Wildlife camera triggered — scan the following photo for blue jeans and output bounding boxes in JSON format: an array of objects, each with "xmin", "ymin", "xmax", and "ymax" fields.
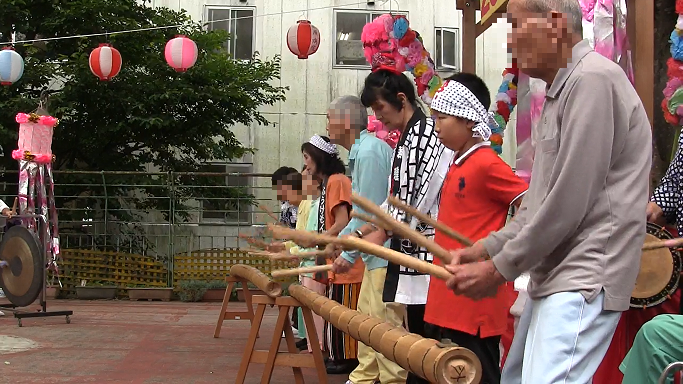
[{"xmin": 502, "ymin": 290, "xmax": 621, "ymax": 384}]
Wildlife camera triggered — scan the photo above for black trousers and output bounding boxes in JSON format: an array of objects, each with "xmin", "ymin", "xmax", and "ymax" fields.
[
  {"xmin": 405, "ymin": 305, "xmax": 428, "ymax": 384},
  {"xmin": 291, "ymin": 306, "xmax": 299, "ymax": 330},
  {"xmin": 409, "ymin": 322, "xmax": 502, "ymax": 384}
]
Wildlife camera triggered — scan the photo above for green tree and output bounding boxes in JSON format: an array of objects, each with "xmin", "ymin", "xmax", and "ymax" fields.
[{"xmin": 0, "ymin": 0, "xmax": 286, "ymax": 250}]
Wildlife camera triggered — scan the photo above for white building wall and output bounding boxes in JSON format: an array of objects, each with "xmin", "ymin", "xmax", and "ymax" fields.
[{"xmin": 146, "ymin": 0, "xmax": 512, "ymax": 250}]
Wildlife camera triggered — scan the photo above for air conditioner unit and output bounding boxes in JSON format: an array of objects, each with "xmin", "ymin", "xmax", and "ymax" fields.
[{"xmin": 336, "ymin": 40, "xmax": 365, "ymax": 61}]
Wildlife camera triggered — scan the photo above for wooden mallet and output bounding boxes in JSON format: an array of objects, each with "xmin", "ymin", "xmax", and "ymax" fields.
[
  {"xmin": 643, "ymin": 237, "xmax": 683, "ymax": 251},
  {"xmin": 351, "ymin": 194, "xmax": 456, "ymax": 264},
  {"xmin": 238, "ymin": 233, "xmax": 269, "ymax": 250},
  {"xmin": 387, "ymin": 196, "xmax": 474, "ymax": 247},
  {"xmin": 269, "ymin": 225, "xmax": 452, "ymax": 281},
  {"xmin": 258, "ymin": 204, "xmax": 281, "ymax": 224}
]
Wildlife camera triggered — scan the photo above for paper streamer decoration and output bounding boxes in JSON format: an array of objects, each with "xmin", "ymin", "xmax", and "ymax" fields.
[{"xmin": 13, "ymin": 112, "xmax": 62, "ymax": 283}]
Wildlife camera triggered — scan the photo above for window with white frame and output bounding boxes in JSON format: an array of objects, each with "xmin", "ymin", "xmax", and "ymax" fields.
[
  {"xmin": 435, "ymin": 27, "xmax": 460, "ymax": 70},
  {"xmin": 205, "ymin": 6, "xmax": 255, "ymax": 60},
  {"xmin": 334, "ymin": 10, "xmax": 408, "ymax": 67},
  {"xmin": 200, "ymin": 160, "xmax": 253, "ymax": 225}
]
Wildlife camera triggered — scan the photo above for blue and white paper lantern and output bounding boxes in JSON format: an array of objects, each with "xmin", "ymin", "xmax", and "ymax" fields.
[{"xmin": 0, "ymin": 47, "xmax": 24, "ymax": 85}]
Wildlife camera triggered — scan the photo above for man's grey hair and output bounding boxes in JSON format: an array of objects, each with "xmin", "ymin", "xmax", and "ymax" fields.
[
  {"xmin": 524, "ymin": 0, "xmax": 583, "ymax": 36},
  {"xmin": 329, "ymin": 95, "xmax": 368, "ymax": 131}
]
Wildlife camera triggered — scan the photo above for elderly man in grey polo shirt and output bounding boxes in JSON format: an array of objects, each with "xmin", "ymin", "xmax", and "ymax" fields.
[{"xmin": 445, "ymin": 0, "xmax": 652, "ymax": 383}]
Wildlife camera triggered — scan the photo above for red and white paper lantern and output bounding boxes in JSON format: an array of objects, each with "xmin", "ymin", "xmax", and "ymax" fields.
[
  {"xmin": 89, "ymin": 43, "xmax": 122, "ymax": 81},
  {"xmin": 287, "ymin": 20, "xmax": 320, "ymax": 59},
  {"xmin": 165, "ymin": 35, "xmax": 198, "ymax": 72}
]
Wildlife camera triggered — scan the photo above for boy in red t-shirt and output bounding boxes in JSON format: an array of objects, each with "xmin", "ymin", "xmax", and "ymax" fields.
[{"xmin": 421, "ymin": 73, "xmax": 528, "ymax": 384}]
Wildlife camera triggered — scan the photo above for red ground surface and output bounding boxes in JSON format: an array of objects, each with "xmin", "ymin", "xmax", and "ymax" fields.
[{"xmin": 0, "ymin": 299, "xmax": 348, "ymax": 384}]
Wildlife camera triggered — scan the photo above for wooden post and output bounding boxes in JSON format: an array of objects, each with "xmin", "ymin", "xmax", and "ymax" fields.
[
  {"xmin": 459, "ymin": 0, "xmax": 478, "ymax": 73},
  {"xmin": 626, "ymin": 0, "xmax": 654, "ymax": 128},
  {"xmin": 234, "ymin": 295, "xmax": 327, "ymax": 384},
  {"xmin": 214, "ymin": 276, "xmax": 257, "ymax": 338},
  {"xmin": 458, "ymin": 0, "xmax": 509, "ymax": 73}
]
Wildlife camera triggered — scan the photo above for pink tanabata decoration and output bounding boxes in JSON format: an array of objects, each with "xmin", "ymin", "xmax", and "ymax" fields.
[{"xmin": 13, "ymin": 113, "xmax": 57, "ymax": 163}]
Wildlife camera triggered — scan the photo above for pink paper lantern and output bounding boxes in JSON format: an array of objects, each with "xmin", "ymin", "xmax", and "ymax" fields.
[
  {"xmin": 287, "ymin": 20, "xmax": 320, "ymax": 59},
  {"xmin": 89, "ymin": 43, "xmax": 122, "ymax": 81},
  {"xmin": 165, "ymin": 35, "xmax": 198, "ymax": 72}
]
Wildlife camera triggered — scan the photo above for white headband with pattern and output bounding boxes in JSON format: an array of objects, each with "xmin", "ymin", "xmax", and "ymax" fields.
[
  {"xmin": 430, "ymin": 80, "xmax": 498, "ymax": 141},
  {"xmin": 309, "ymin": 134, "xmax": 338, "ymax": 155}
]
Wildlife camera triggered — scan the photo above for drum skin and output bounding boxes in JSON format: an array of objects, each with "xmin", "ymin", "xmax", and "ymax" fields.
[
  {"xmin": 0, "ymin": 226, "xmax": 43, "ymax": 307},
  {"xmin": 632, "ymin": 223, "xmax": 682, "ymax": 308}
]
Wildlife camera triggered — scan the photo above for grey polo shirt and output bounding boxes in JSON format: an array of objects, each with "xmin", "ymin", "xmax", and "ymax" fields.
[{"xmin": 482, "ymin": 39, "xmax": 652, "ymax": 311}]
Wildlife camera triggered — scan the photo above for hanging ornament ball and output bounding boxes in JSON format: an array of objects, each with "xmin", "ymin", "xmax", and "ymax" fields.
[
  {"xmin": 287, "ymin": 20, "xmax": 321, "ymax": 59},
  {"xmin": 165, "ymin": 35, "xmax": 198, "ymax": 72},
  {"xmin": 0, "ymin": 47, "xmax": 25, "ymax": 86},
  {"xmin": 89, "ymin": 43, "xmax": 122, "ymax": 81}
]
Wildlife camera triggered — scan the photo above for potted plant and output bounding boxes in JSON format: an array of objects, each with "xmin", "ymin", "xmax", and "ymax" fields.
[
  {"xmin": 202, "ymin": 280, "xmax": 227, "ymax": 302},
  {"xmin": 75, "ymin": 280, "xmax": 117, "ymax": 300},
  {"xmin": 127, "ymin": 284, "xmax": 174, "ymax": 302},
  {"xmin": 178, "ymin": 280, "xmax": 208, "ymax": 302},
  {"xmin": 45, "ymin": 284, "xmax": 61, "ymax": 299},
  {"xmin": 236, "ymin": 282, "xmax": 265, "ymax": 302}
]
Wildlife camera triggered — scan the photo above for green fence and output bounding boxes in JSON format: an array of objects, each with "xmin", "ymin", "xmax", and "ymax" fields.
[{"xmin": 0, "ymin": 169, "xmax": 283, "ymax": 287}]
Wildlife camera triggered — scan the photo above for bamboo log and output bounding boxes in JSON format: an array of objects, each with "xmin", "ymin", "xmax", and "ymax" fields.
[
  {"xmin": 269, "ymin": 225, "xmax": 453, "ymax": 281},
  {"xmin": 271, "ymin": 264, "xmax": 333, "ymax": 278},
  {"xmin": 289, "ymin": 284, "xmax": 481, "ymax": 384},
  {"xmin": 643, "ymin": 237, "xmax": 683, "ymax": 251},
  {"xmin": 387, "ymin": 196, "xmax": 474, "ymax": 248},
  {"xmin": 351, "ymin": 194, "xmax": 454, "ymax": 264},
  {"xmin": 229, "ymin": 264, "xmax": 282, "ymax": 298}
]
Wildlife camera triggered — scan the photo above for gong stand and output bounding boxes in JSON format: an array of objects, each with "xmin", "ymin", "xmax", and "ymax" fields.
[{"xmin": 0, "ymin": 214, "xmax": 72, "ymax": 327}]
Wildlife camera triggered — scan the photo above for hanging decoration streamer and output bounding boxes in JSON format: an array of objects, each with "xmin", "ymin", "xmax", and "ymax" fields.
[
  {"xmin": 490, "ymin": 66, "xmax": 519, "ymax": 154},
  {"xmin": 0, "ymin": 47, "xmax": 25, "ymax": 85},
  {"xmin": 13, "ymin": 112, "xmax": 62, "ymax": 282},
  {"xmin": 662, "ymin": 0, "xmax": 683, "ymax": 126}
]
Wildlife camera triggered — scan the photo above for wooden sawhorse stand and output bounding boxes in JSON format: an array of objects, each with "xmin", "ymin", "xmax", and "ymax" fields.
[
  {"xmin": 214, "ymin": 276, "xmax": 257, "ymax": 338},
  {"xmin": 235, "ymin": 295, "xmax": 327, "ymax": 384}
]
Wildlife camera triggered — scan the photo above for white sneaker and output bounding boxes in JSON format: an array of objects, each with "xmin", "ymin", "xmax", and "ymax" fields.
[
  {"xmin": 0, "ymin": 311, "xmax": 4, "ymax": 316},
  {"xmin": 345, "ymin": 381, "xmax": 355, "ymax": 384},
  {"xmin": 0, "ymin": 288, "xmax": 5, "ymax": 298}
]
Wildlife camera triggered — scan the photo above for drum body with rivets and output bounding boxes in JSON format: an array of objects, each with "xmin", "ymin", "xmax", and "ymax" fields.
[
  {"xmin": 0, "ymin": 226, "xmax": 43, "ymax": 307},
  {"xmin": 631, "ymin": 223, "xmax": 682, "ymax": 308}
]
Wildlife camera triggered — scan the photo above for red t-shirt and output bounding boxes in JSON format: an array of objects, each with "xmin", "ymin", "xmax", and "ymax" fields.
[{"xmin": 424, "ymin": 144, "xmax": 528, "ymax": 338}]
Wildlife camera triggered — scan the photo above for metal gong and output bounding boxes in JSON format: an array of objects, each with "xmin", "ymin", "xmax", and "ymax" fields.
[{"xmin": 0, "ymin": 226, "xmax": 43, "ymax": 307}]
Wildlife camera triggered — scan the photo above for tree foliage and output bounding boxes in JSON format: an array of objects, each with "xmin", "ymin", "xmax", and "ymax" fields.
[{"xmin": 0, "ymin": 0, "xmax": 287, "ymax": 234}]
